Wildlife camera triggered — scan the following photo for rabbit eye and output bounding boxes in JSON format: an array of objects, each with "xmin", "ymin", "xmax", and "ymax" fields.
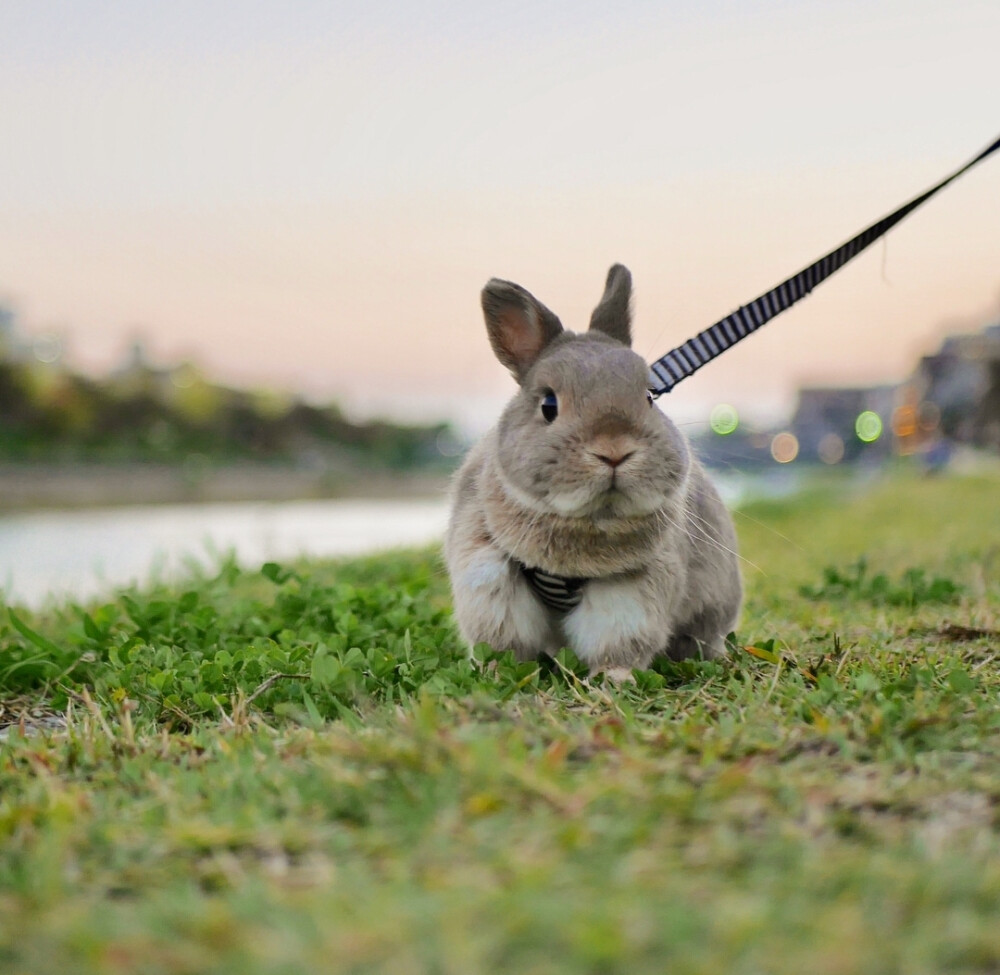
[
  {"xmin": 646, "ymin": 389, "xmax": 655, "ymax": 407},
  {"xmin": 541, "ymin": 390, "xmax": 558, "ymax": 423}
]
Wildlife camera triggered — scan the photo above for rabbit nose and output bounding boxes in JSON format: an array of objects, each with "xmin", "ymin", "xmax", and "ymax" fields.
[{"xmin": 594, "ymin": 450, "xmax": 634, "ymax": 469}]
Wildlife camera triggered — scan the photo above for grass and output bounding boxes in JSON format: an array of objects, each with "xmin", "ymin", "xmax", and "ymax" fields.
[{"xmin": 1, "ymin": 467, "xmax": 999, "ymax": 974}]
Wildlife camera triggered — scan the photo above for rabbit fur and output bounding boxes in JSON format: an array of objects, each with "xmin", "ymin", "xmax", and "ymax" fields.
[{"xmin": 444, "ymin": 264, "xmax": 742, "ymax": 678}]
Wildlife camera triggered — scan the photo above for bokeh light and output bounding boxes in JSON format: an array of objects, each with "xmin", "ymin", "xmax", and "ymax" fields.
[
  {"xmin": 892, "ymin": 405, "xmax": 917, "ymax": 438},
  {"xmin": 32, "ymin": 334, "xmax": 62, "ymax": 364},
  {"xmin": 855, "ymin": 410, "xmax": 883, "ymax": 443},
  {"xmin": 770, "ymin": 432, "xmax": 799, "ymax": 463},
  {"xmin": 818, "ymin": 432, "xmax": 845, "ymax": 465},
  {"xmin": 709, "ymin": 403, "xmax": 739, "ymax": 436}
]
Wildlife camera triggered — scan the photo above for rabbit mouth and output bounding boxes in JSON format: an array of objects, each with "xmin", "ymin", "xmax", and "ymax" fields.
[
  {"xmin": 549, "ymin": 480, "xmax": 661, "ymax": 520},
  {"xmin": 595, "ymin": 485, "xmax": 659, "ymax": 518},
  {"xmin": 497, "ymin": 461, "xmax": 664, "ymax": 520},
  {"xmin": 592, "ymin": 489, "xmax": 631, "ymax": 519}
]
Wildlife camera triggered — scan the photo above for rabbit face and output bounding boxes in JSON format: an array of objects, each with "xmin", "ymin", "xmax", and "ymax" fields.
[{"xmin": 495, "ymin": 335, "xmax": 691, "ymax": 520}]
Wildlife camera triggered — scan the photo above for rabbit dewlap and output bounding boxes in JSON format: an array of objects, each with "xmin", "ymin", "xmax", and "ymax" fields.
[{"xmin": 444, "ymin": 264, "xmax": 742, "ymax": 679}]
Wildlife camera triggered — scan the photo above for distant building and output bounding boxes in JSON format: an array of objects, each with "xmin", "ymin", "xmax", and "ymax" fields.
[
  {"xmin": 0, "ymin": 305, "xmax": 14, "ymax": 345},
  {"xmin": 906, "ymin": 322, "xmax": 1000, "ymax": 451},
  {"xmin": 108, "ymin": 334, "xmax": 178, "ymax": 399},
  {"xmin": 0, "ymin": 304, "xmax": 30, "ymax": 360}
]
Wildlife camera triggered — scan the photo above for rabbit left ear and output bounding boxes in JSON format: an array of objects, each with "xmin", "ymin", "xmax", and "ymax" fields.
[
  {"xmin": 481, "ymin": 278, "xmax": 564, "ymax": 383},
  {"xmin": 589, "ymin": 264, "xmax": 632, "ymax": 347}
]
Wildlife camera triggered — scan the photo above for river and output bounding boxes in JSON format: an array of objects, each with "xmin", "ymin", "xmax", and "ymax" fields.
[{"xmin": 0, "ymin": 498, "xmax": 450, "ymax": 608}]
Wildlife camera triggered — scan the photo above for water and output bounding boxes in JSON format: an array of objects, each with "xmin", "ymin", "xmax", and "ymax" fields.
[{"xmin": 0, "ymin": 498, "xmax": 450, "ymax": 608}]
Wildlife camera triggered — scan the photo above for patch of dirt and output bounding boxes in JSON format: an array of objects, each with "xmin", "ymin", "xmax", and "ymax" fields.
[{"xmin": 0, "ymin": 695, "xmax": 67, "ymax": 740}]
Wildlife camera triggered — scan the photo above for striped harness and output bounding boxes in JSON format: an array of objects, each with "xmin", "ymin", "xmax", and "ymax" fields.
[{"xmin": 519, "ymin": 563, "xmax": 587, "ymax": 614}]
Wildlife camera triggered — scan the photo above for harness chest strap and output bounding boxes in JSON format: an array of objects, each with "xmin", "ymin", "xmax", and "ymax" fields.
[{"xmin": 517, "ymin": 562, "xmax": 588, "ymax": 614}]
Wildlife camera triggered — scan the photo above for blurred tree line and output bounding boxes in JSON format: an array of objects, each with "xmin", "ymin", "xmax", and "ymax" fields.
[{"xmin": 0, "ymin": 352, "xmax": 459, "ymax": 470}]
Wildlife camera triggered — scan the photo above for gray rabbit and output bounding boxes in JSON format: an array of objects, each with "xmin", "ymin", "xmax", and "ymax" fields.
[{"xmin": 444, "ymin": 265, "xmax": 742, "ymax": 680}]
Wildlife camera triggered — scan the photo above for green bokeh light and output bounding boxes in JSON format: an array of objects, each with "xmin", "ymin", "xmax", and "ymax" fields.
[
  {"xmin": 855, "ymin": 411, "xmax": 883, "ymax": 443},
  {"xmin": 710, "ymin": 403, "xmax": 739, "ymax": 436}
]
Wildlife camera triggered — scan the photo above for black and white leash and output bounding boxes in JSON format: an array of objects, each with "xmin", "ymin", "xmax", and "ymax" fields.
[{"xmin": 649, "ymin": 133, "xmax": 1000, "ymax": 396}]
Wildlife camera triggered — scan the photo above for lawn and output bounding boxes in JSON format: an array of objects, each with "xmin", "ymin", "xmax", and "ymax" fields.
[{"xmin": 1, "ymin": 467, "xmax": 999, "ymax": 974}]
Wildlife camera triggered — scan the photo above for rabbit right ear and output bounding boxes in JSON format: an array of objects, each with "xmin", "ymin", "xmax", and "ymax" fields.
[
  {"xmin": 481, "ymin": 279, "xmax": 563, "ymax": 382},
  {"xmin": 589, "ymin": 264, "xmax": 632, "ymax": 346}
]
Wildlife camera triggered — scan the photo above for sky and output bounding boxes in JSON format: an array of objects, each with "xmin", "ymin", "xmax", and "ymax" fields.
[{"xmin": 1, "ymin": 0, "xmax": 998, "ymax": 435}]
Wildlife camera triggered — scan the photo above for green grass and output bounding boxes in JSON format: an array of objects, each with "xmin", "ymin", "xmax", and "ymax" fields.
[{"xmin": 1, "ymin": 468, "xmax": 999, "ymax": 974}]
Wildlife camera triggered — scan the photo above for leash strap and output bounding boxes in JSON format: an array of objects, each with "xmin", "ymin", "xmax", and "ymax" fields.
[{"xmin": 649, "ymin": 133, "xmax": 1000, "ymax": 395}]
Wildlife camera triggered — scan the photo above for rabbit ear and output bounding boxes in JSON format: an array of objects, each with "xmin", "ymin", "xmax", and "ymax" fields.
[
  {"xmin": 482, "ymin": 279, "xmax": 564, "ymax": 382},
  {"xmin": 589, "ymin": 264, "xmax": 632, "ymax": 346}
]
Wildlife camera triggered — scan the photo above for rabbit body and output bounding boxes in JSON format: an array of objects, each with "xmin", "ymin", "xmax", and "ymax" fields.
[{"xmin": 444, "ymin": 265, "xmax": 742, "ymax": 676}]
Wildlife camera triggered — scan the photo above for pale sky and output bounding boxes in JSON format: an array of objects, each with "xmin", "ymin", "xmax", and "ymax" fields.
[{"xmin": 2, "ymin": 0, "xmax": 998, "ymax": 434}]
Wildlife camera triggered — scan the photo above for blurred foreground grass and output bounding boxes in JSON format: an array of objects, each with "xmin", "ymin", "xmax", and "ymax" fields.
[{"xmin": 1, "ymin": 470, "xmax": 998, "ymax": 974}]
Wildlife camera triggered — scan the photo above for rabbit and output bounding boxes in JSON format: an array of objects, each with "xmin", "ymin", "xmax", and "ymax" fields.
[{"xmin": 444, "ymin": 264, "xmax": 742, "ymax": 681}]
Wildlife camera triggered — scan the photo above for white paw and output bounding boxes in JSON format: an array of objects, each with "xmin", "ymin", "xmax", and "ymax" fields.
[{"xmin": 597, "ymin": 666, "xmax": 636, "ymax": 685}]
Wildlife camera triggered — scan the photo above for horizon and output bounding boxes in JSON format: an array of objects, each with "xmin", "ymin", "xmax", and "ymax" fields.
[{"xmin": 4, "ymin": 302, "xmax": 995, "ymax": 442}]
